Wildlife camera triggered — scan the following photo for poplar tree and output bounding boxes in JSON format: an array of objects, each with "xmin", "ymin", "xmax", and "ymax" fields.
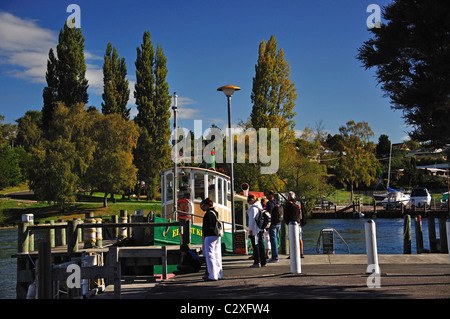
[
  {"xmin": 250, "ymin": 35, "xmax": 297, "ymax": 142},
  {"xmin": 133, "ymin": 31, "xmax": 171, "ymax": 199},
  {"xmin": 102, "ymin": 42, "xmax": 130, "ymax": 119},
  {"xmin": 153, "ymin": 43, "xmax": 172, "ymax": 166},
  {"xmin": 42, "ymin": 49, "xmax": 58, "ymax": 132},
  {"xmin": 42, "ymin": 23, "xmax": 89, "ymax": 132},
  {"xmin": 134, "ymin": 31, "xmax": 155, "ymax": 129}
]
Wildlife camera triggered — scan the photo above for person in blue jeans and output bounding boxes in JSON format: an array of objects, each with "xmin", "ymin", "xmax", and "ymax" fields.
[{"xmin": 265, "ymin": 190, "xmax": 281, "ymax": 263}]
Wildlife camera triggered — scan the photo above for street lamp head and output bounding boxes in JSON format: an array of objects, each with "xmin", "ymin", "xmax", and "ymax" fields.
[{"xmin": 217, "ymin": 85, "xmax": 241, "ymax": 97}]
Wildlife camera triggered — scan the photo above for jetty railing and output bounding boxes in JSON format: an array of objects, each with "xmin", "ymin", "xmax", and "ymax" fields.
[
  {"xmin": 14, "ymin": 211, "xmax": 191, "ymax": 299},
  {"xmin": 33, "ymin": 241, "xmax": 170, "ymax": 299},
  {"xmin": 17, "ymin": 212, "xmax": 191, "ymax": 254}
]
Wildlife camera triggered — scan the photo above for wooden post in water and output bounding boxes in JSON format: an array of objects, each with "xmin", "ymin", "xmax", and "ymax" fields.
[
  {"xmin": 414, "ymin": 216, "xmax": 424, "ymax": 254},
  {"xmin": 96, "ymin": 217, "xmax": 103, "ymax": 248},
  {"xmin": 428, "ymin": 216, "xmax": 438, "ymax": 253},
  {"xmin": 67, "ymin": 219, "xmax": 79, "ymax": 254},
  {"xmin": 37, "ymin": 242, "xmax": 52, "ymax": 299},
  {"xmin": 118, "ymin": 210, "xmax": 128, "ymax": 239},
  {"xmin": 18, "ymin": 221, "xmax": 30, "ymax": 253},
  {"xmin": 403, "ymin": 214, "xmax": 411, "ymax": 254},
  {"xmin": 45, "ymin": 220, "xmax": 55, "ymax": 248},
  {"xmin": 112, "ymin": 215, "xmax": 119, "ymax": 239},
  {"xmin": 108, "ymin": 246, "xmax": 121, "ymax": 299},
  {"xmin": 83, "ymin": 212, "xmax": 96, "ymax": 248},
  {"xmin": 57, "ymin": 219, "xmax": 66, "ymax": 246}
]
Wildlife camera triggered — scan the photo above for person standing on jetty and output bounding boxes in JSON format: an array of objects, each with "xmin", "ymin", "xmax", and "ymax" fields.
[
  {"xmin": 247, "ymin": 195, "xmax": 267, "ymax": 268},
  {"xmin": 265, "ymin": 190, "xmax": 281, "ymax": 263},
  {"xmin": 201, "ymin": 198, "xmax": 223, "ymax": 281},
  {"xmin": 284, "ymin": 191, "xmax": 304, "ymax": 258}
]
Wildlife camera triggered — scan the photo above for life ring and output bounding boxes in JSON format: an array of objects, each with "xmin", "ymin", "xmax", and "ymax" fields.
[{"xmin": 177, "ymin": 198, "xmax": 193, "ymax": 220}]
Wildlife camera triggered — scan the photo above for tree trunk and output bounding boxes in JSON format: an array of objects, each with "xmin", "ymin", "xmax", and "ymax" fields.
[{"xmin": 103, "ymin": 193, "xmax": 108, "ymax": 207}]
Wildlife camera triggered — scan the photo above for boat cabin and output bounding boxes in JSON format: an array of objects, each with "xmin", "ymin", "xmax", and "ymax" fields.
[{"xmin": 160, "ymin": 167, "xmax": 247, "ymax": 232}]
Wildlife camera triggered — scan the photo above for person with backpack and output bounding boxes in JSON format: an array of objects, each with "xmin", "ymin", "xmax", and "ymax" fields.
[
  {"xmin": 261, "ymin": 198, "xmax": 272, "ymax": 260},
  {"xmin": 175, "ymin": 244, "xmax": 202, "ymax": 274},
  {"xmin": 201, "ymin": 198, "xmax": 223, "ymax": 281},
  {"xmin": 265, "ymin": 190, "xmax": 282, "ymax": 263},
  {"xmin": 284, "ymin": 191, "xmax": 304, "ymax": 258},
  {"xmin": 246, "ymin": 194, "xmax": 267, "ymax": 268}
]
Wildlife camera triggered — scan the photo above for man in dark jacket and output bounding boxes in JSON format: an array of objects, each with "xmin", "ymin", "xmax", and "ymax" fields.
[
  {"xmin": 265, "ymin": 190, "xmax": 281, "ymax": 263},
  {"xmin": 284, "ymin": 191, "xmax": 304, "ymax": 258}
]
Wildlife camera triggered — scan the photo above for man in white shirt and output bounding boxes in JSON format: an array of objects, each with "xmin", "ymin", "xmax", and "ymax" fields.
[{"xmin": 247, "ymin": 195, "xmax": 267, "ymax": 268}]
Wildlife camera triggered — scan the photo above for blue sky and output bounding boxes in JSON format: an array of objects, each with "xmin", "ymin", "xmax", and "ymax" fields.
[{"xmin": 0, "ymin": 0, "xmax": 409, "ymax": 143}]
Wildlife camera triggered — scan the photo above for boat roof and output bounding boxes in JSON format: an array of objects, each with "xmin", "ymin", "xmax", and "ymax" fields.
[{"xmin": 160, "ymin": 166, "xmax": 231, "ymax": 180}]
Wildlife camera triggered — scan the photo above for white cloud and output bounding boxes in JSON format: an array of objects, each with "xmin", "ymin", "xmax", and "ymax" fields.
[
  {"xmin": 171, "ymin": 95, "xmax": 202, "ymax": 119},
  {"xmin": 177, "ymin": 107, "xmax": 202, "ymax": 120},
  {"xmin": 0, "ymin": 11, "xmax": 56, "ymax": 83},
  {"xmin": 85, "ymin": 65, "xmax": 103, "ymax": 94},
  {"xmin": 177, "ymin": 96, "xmax": 197, "ymax": 106},
  {"xmin": 0, "ymin": 11, "xmax": 105, "ymax": 92},
  {"xmin": 294, "ymin": 129, "xmax": 304, "ymax": 138}
]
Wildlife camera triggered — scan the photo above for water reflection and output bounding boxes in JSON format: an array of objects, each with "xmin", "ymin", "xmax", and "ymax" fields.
[
  {"xmin": 303, "ymin": 218, "xmax": 438, "ymax": 255},
  {"xmin": 0, "ymin": 228, "xmax": 17, "ymax": 299}
]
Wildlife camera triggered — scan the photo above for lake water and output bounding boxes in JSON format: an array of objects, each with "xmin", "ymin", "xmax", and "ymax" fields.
[{"xmin": 0, "ymin": 218, "xmax": 445, "ymax": 299}]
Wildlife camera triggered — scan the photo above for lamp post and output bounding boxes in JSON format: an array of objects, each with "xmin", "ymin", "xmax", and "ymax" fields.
[
  {"xmin": 217, "ymin": 85, "xmax": 241, "ymax": 254},
  {"xmin": 172, "ymin": 92, "xmax": 178, "ymax": 220}
]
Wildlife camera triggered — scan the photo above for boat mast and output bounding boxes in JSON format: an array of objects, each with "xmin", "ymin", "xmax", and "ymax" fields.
[
  {"xmin": 172, "ymin": 92, "xmax": 178, "ymax": 220},
  {"xmin": 387, "ymin": 142, "xmax": 392, "ymax": 190}
]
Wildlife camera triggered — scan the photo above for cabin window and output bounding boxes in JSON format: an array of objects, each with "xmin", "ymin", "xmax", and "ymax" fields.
[
  {"xmin": 218, "ymin": 178, "xmax": 223, "ymax": 206},
  {"xmin": 166, "ymin": 173, "xmax": 173, "ymax": 201},
  {"xmin": 178, "ymin": 171, "xmax": 191, "ymax": 200},
  {"xmin": 208, "ymin": 174, "xmax": 216, "ymax": 203},
  {"xmin": 194, "ymin": 172, "xmax": 204, "ymax": 200},
  {"xmin": 225, "ymin": 180, "xmax": 230, "ymax": 205}
]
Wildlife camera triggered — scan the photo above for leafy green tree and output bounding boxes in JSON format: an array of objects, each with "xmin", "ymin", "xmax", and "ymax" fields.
[
  {"xmin": 250, "ymin": 35, "xmax": 297, "ymax": 142},
  {"xmin": 16, "ymin": 111, "xmax": 43, "ymax": 152},
  {"xmin": 102, "ymin": 42, "xmax": 130, "ymax": 119},
  {"xmin": 87, "ymin": 112, "xmax": 139, "ymax": 207},
  {"xmin": 357, "ymin": 0, "xmax": 450, "ymax": 147},
  {"xmin": 28, "ymin": 103, "xmax": 96, "ymax": 207},
  {"xmin": 335, "ymin": 121, "xmax": 380, "ymax": 202},
  {"xmin": 0, "ymin": 144, "xmax": 22, "ymax": 189},
  {"xmin": 275, "ymin": 141, "xmax": 331, "ymax": 213},
  {"xmin": 133, "ymin": 31, "xmax": 171, "ymax": 199},
  {"xmin": 42, "ymin": 23, "xmax": 88, "ymax": 131}
]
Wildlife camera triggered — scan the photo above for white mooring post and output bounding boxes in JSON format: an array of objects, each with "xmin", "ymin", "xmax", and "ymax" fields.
[
  {"xmin": 365, "ymin": 219, "xmax": 380, "ymax": 274},
  {"xmin": 288, "ymin": 222, "xmax": 301, "ymax": 274}
]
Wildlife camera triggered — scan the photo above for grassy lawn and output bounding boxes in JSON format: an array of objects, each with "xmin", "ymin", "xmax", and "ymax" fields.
[
  {"xmin": 326, "ymin": 188, "xmax": 373, "ymax": 206},
  {"xmin": 0, "ymin": 185, "xmax": 162, "ymax": 226}
]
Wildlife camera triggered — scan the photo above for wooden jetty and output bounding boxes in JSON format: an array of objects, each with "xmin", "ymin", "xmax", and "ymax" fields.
[{"xmin": 13, "ymin": 211, "xmax": 192, "ymax": 299}]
